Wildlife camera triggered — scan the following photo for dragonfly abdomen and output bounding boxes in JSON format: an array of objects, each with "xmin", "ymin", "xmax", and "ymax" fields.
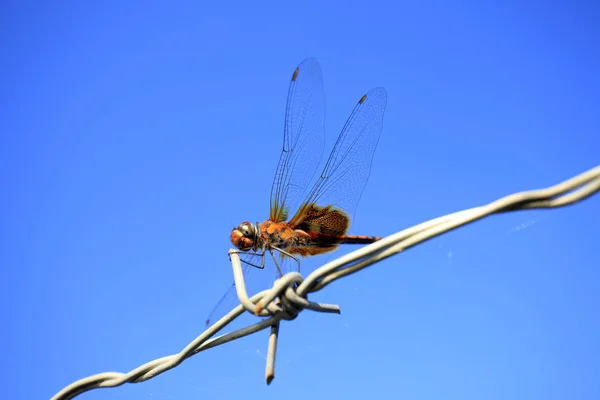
[
  {"xmin": 307, "ymin": 232, "xmax": 381, "ymax": 246},
  {"xmin": 339, "ymin": 235, "xmax": 381, "ymax": 244}
]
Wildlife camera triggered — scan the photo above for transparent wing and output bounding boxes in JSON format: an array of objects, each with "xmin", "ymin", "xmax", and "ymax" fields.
[
  {"xmin": 289, "ymin": 87, "xmax": 387, "ymax": 229},
  {"xmin": 205, "ymin": 253, "xmax": 262, "ymax": 327},
  {"xmin": 270, "ymin": 57, "xmax": 326, "ymax": 222},
  {"xmin": 204, "ymin": 252, "xmax": 298, "ymax": 326}
]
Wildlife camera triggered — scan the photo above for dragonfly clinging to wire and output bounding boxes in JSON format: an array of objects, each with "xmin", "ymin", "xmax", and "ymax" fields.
[{"xmin": 206, "ymin": 57, "xmax": 387, "ymax": 326}]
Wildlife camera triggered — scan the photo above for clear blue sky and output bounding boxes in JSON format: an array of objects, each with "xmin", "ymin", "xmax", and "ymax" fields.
[{"xmin": 2, "ymin": 1, "xmax": 599, "ymax": 399}]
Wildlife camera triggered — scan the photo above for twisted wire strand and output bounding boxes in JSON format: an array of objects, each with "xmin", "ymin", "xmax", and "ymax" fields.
[{"xmin": 52, "ymin": 164, "xmax": 600, "ymax": 400}]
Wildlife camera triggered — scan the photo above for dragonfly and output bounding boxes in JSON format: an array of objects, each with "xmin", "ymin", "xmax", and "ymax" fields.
[{"xmin": 205, "ymin": 57, "xmax": 387, "ymax": 326}]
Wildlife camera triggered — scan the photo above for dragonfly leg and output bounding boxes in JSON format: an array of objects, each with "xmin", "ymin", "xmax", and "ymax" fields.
[
  {"xmin": 229, "ymin": 250, "xmax": 266, "ymax": 270},
  {"xmin": 268, "ymin": 248, "xmax": 284, "ymax": 277},
  {"xmin": 270, "ymin": 246, "xmax": 301, "ymax": 273}
]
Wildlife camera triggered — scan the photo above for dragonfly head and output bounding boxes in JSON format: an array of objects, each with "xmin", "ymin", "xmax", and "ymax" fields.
[{"xmin": 230, "ymin": 221, "xmax": 258, "ymax": 251}]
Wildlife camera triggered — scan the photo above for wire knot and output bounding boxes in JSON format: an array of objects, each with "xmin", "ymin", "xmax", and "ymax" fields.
[{"xmin": 253, "ymin": 273, "xmax": 341, "ymax": 320}]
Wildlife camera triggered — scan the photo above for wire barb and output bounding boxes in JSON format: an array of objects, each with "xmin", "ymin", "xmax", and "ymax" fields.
[
  {"xmin": 52, "ymin": 165, "xmax": 600, "ymax": 400},
  {"xmin": 265, "ymin": 322, "xmax": 280, "ymax": 385}
]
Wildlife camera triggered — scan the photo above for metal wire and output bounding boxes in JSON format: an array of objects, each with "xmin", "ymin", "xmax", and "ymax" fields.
[{"xmin": 52, "ymin": 164, "xmax": 600, "ymax": 400}]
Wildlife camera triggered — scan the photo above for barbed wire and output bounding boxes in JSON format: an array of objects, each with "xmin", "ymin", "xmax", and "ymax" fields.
[{"xmin": 52, "ymin": 164, "xmax": 600, "ymax": 400}]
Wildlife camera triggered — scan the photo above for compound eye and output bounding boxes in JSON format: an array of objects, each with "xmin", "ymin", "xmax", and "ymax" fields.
[{"xmin": 238, "ymin": 222, "xmax": 255, "ymax": 238}]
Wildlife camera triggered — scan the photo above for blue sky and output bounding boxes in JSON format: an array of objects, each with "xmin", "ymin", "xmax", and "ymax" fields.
[{"xmin": 2, "ymin": 1, "xmax": 599, "ymax": 399}]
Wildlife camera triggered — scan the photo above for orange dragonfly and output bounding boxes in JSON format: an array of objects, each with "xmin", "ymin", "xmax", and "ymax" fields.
[{"xmin": 206, "ymin": 58, "xmax": 387, "ymax": 326}]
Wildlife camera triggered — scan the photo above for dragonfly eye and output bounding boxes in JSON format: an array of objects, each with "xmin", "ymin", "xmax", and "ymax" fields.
[
  {"xmin": 231, "ymin": 223, "xmax": 255, "ymax": 251},
  {"xmin": 238, "ymin": 222, "xmax": 256, "ymax": 238}
]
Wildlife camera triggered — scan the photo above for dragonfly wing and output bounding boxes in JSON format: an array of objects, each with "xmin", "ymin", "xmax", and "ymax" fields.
[
  {"xmin": 204, "ymin": 251, "xmax": 299, "ymax": 326},
  {"xmin": 270, "ymin": 58, "xmax": 326, "ymax": 223},
  {"xmin": 289, "ymin": 87, "xmax": 387, "ymax": 230},
  {"xmin": 205, "ymin": 282, "xmax": 237, "ymax": 327},
  {"xmin": 205, "ymin": 252, "xmax": 264, "ymax": 327}
]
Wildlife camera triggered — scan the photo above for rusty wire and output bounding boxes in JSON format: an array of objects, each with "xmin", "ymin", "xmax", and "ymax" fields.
[{"xmin": 51, "ymin": 164, "xmax": 600, "ymax": 400}]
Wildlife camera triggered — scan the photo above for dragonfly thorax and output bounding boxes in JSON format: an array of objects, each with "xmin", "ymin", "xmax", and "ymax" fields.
[{"xmin": 230, "ymin": 221, "xmax": 262, "ymax": 251}]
